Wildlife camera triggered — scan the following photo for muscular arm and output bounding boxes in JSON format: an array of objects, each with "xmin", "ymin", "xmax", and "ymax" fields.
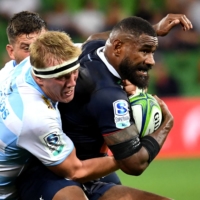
[
  {"xmin": 85, "ymin": 14, "xmax": 193, "ymax": 43},
  {"xmin": 103, "ymin": 96, "xmax": 174, "ymax": 176},
  {"xmin": 48, "ymin": 148, "xmax": 118, "ymax": 183},
  {"xmin": 21, "ymin": 106, "xmax": 118, "ymax": 184}
]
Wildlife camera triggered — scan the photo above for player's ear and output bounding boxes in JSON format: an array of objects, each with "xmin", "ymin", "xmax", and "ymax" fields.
[
  {"xmin": 34, "ymin": 76, "xmax": 44, "ymax": 86},
  {"xmin": 6, "ymin": 44, "xmax": 15, "ymax": 60},
  {"xmin": 113, "ymin": 39, "xmax": 123, "ymax": 57}
]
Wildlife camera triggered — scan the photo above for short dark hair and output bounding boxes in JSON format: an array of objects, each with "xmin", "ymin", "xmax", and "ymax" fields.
[
  {"xmin": 6, "ymin": 11, "xmax": 47, "ymax": 44},
  {"xmin": 112, "ymin": 16, "xmax": 156, "ymax": 38}
]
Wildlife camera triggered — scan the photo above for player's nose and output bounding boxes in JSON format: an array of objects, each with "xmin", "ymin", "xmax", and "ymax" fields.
[{"xmin": 145, "ymin": 53, "xmax": 155, "ymax": 66}]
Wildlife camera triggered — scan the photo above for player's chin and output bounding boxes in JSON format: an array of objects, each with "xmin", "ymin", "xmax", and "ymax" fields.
[
  {"xmin": 60, "ymin": 93, "xmax": 75, "ymax": 103},
  {"xmin": 134, "ymin": 76, "xmax": 149, "ymax": 89}
]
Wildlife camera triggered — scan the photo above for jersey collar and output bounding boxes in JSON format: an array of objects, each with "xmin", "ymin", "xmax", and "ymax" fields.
[{"xmin": 96, "ymin": 47, "xmax": 121, "ymax": 79}]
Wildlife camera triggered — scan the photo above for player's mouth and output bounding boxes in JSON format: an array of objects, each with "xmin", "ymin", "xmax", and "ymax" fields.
[
  {"xmin": 136, "ymin": 66, "xmax": 152, "ymax": 77},
  {"xmin": 63, "ymin": 87, "xmax": 75, "ymax": 97}
]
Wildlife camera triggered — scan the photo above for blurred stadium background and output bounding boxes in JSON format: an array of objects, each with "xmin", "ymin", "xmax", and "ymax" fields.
[{"xmin": 0, "ymin": 0, "xmax": 199, "ymax": 199}]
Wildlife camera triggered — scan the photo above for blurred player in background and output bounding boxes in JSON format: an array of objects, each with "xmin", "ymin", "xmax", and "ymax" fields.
[{"xmin": 0, "ymin": 11, "xmax": 47, "ymax": 82}]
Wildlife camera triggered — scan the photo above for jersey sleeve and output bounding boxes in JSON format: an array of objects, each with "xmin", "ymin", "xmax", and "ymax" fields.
[
  {"xmin": 18, "ymin": 104, "xmax": 74, "ymax": 167},
  {"xmin": 88, "ymin": 86, "xmax": 134, "ymax": 135}
]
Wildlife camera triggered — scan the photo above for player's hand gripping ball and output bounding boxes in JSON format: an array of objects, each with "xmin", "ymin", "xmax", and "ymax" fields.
[{"xmin": 129, "ymin": 91, "xmax": 162, "ymax": 138}]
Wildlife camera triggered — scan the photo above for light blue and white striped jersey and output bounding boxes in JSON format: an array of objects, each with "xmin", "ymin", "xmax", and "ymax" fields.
[
  {"xmin": 0, "ymin": 60, "xmax": 17, "ymax": 86},
  {"xmin": 0, "ymin": 57, "xmax": 74, "ymax": 199}
]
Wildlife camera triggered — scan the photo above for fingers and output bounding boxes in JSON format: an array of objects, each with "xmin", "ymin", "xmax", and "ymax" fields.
[
  {"xmin": 153, "ymin": 95, "xmax": 173, "ymax": 122},
  {"xmin": 177, "ymin": 14, "xmax": 193, "ymax": 31},
  {"xmin": 152, "ymin": 95, "xmax": 163, "ymax": 106},
  {"xmin": 123, "ymin": 80, "xmax": 147, "ymax": 95},
  {"xmin": 168, "ymin": 14, "xmax": 193, "ymax": 31},
  {"xmin": 153, "ymin": 95, "xmax": 167, "ymax": 113},
  {"xmin": 122, "ymin": 79, "xmax": 132, "ymax": 86},
  {"xmin": 155, "ymin": 13, "xmax": 193, "ymax": 36},
  {"xmin": 123, "ymin": 80, "xmax": 137, "ymax": 95}
]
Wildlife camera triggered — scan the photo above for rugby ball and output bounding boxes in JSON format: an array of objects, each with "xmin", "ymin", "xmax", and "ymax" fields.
[{"xmin": 129, "ymin": 92, "xmax": 162, "ymax": 138}]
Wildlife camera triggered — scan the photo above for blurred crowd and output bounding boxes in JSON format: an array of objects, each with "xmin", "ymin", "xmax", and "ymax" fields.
[{"xmin": 0, "ymin": 0, "xmax": 200, "ymax": 97}]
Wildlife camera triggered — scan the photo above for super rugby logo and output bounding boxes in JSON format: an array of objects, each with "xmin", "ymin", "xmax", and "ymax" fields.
[
  {"xmin": 43, "ymin": 132, "xmax": 64, "ymax": 156},
  {"xmin": 113, "ymin": 100, "xmax": 130, "ymax": 129}
]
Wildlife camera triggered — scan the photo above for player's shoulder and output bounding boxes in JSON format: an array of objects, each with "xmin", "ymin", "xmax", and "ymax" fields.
[
  {"xmin": 22, "ymin": 96, "xmax": 60, "ymax": 131},
  {"xmin": 2, "ymin": 59, "xmax": 15, "ymax": 70},
  {"xmin": 10, "ymin": 57, "xmax": 31, "ymax": 83},
  {"xmin": 16, "ymin": 57, "xmax": 31, "ymax": 73},
  {"xmin": 0, "ymin": 60, "xmax": 15, "ymax": 83},
  {"xmin": 23, "ymin": 95, "xmax": 58, "ymax": 117},
  {"xmin": 80, "ymin": 40, "xmax": 106, "ymax": 60}
]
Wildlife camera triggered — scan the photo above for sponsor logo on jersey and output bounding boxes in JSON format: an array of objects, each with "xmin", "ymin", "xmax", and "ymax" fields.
[
  {"xmin": 43, "ymin": 132, "xmax": 64, "ymax": 156},
  {"xmin": 113, "ymin": 100, "xmax": 130, "ymax": 129},
  {"xmin": 42, "ymin": 96, "xmax": 54, "ymax": 109}
]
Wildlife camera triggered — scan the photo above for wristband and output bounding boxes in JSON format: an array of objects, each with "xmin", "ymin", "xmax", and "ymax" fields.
[
  {"xmin": 108, "ymin": 136, "xmax": 142, "ymax": 160},
  {"xmin": 141, "ymin": 135, "xmax": 160, "ymax": 163}
]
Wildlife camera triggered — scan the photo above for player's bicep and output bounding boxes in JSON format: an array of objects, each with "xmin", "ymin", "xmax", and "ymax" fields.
[
  {"xmin": 18, "ymin": 110, "xmax": 74, "ymax": 166},
  {"xmin": 103, "ymin": 124, "xmax": 143, "ymax": 162},
  {"xmin": 104, "ymin": 125, "xmax": 149, "ymax": 175},
  {"xmin": 19, "ymin": 128, "xmax": 74, "ymax": 166},
  {"xmin": 89, "ymin": 88, "xmax": 134, "ymax": 133},
  {"xmin": 103, "ymin": 124, "xmax": 139, "ymax": 146}
]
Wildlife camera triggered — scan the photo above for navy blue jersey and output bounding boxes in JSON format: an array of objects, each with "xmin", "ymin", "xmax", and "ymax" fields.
[{"xmin": 59, "ymin": 40, "xmax": 134, "ymax": 160}]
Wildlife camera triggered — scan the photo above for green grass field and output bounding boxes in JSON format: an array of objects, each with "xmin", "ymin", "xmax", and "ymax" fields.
[{"xmin": 116, "ymin": 158, "xmax": 200, "ymax": 200}]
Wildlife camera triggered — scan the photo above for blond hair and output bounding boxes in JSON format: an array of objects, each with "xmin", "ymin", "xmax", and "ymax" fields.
[{"xmin": 30, "ymin": 31, "xmax": 81, "ymax": 69}]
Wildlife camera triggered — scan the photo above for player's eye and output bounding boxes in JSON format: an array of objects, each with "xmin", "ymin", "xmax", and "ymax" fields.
[
  {"xmin": 22, "ymin": 45, "xmax": 29, "ymax": 51},
  {"xmin": 55, "ymin": 76, "xmax": 66, "ymax": 81}
]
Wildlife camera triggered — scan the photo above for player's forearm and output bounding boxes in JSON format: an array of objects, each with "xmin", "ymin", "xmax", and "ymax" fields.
[
  {"xmin": 85, "ymin": 31, "xmax": 111, "ymax": 43},
  {"xmin": 152, "ymin": 24, "xmax": 160, "ymax": 36},
  {"xmin": 115, "ymin": 117, "xmax": 173, "ymax": 175},
  {"xmin": 119, "ymin": 116, "xmax": 173, "ymax": 175},
  {"xmin": 148, "ymin": 108, "xmax": 174, "ymax": 148},
  {"xmin": 115, "ymin": 146, "xmax": 149, "ymax": 175},
  {"xmin": 48, "ymin": 149, "xmax": 118, "ymax": 183},
  {"xmin": 106, "ymin": 113, "xmax": 173, "ymax": 176},
  {"xmin": 72, "ymin": 156, "xmax": 119, "ymax": 183}
]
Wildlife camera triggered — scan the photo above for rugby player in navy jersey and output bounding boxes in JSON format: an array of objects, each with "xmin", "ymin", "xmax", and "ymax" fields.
[
  {"xmin": 58, "ymin": 16, "xmax": 168, "ymax": 176},
  {"xmin": 57, "ymin": 16, "xmax": 191, "ymax": 199}
]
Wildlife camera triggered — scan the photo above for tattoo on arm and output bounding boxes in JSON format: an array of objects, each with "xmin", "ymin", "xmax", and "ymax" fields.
[{"xmin": 104, "ymin": 124, "xmax": 139, "ymax": 146}]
